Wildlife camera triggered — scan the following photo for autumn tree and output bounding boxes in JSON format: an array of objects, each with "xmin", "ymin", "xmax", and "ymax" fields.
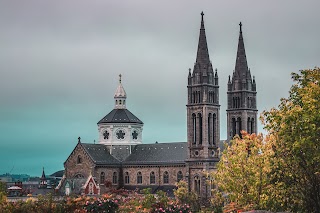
[
  {"xmin": 262, "ymin": 68, "xmax": 320, "ymax": 212},
  {"xmin": 213, "ymin": 132, "xmax": 273, "ymax": 211}
]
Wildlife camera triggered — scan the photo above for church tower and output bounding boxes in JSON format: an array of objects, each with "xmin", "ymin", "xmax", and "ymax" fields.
[
  {"xmin": 186, "ymin": 12, "xmax": 220, "ymax": 198},
  {"xmin": 227, "ymin": 23, "xmax": 257, "ymax": 141}
]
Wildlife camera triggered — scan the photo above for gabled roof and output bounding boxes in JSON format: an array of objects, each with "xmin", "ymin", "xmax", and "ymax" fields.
[
  {"xmin": 123, "ymin": 142, "xmax": 187, "ymax": 165},
  {"xmin": 81, "ymin": 143, "xmax": 120, "ymax": 165},
  {"xmin": 97, "ymin": 109, "xmax": 143, "ymax": 124}
]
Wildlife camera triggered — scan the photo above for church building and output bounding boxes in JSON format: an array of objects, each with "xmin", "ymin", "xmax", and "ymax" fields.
[{"xmin": 56, "ymin": 13, "xmax": 258, "ymax": 199}]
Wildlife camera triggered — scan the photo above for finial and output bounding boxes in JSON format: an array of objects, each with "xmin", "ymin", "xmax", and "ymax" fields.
[
  {"xmin": 119, "ymin": 74, "xmax": 122, "ymax": 83},
  {"xmin": 239, "ymin": 22, "xmax": 242, "ymax": 33},
  {"xmin": 200, "ymin": 11, "xmax": 205, "ymax": 29},
  {"xmin": 78, "ymin": 137, "xmax": 81, "ymax": 143}
]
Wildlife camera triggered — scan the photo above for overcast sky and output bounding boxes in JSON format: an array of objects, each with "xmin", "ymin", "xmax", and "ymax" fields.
[{"xmin": 0, "ymin": 0, "xmax": 319, "ymax": 176}]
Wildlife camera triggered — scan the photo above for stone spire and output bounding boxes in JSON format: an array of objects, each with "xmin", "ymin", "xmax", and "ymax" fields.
[
  {"xmin": 41, "ymin": 167, "xmax": 46, "ymax": 180},
  {"xmin": 114, "ymin": 74, "xmax": 127, "ymax": 109},
  {"xmin": 195, "ymin": 11, "xmax": 211, "ymax": 71},
  {"xmin": 234, "ymin": 22, "xmax": 249, "ymax": 80}
]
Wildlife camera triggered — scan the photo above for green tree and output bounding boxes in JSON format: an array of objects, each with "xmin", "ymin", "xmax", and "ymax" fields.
[
  {"xmin": 174, "ymin": 180, "xmax": 200, "ymax": 211},
  {"xmin": 213, "ymin": 132, "xmax": 273, "ymax": 211},
  {"xmin": 262, "ymin": 68, "xmax": 320, "ymax": 212}
]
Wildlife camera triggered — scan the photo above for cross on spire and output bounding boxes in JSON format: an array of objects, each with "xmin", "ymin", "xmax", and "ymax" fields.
[
  {"xmin": 200, "ymin": 11, "xmax": 205, "ymax": 29},
  {"xmin": 119, "ymin": 74, "xmax": 122, "ymax": 83},
  {"xmin": 239, "ymin": 22, "xmax": 242, "ymax": 33},
  {"xmin": 78, "ymin": 137, "xmax": 81, "ymax": 143}
]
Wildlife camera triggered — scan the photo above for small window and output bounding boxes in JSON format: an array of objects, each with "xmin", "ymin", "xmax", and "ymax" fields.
[
  {"xmin": 119, "ymin": 100, "xmax": 122, "ymax": 105},
  {"xmin": 77, "ymin": 155, "xmax": 82, "ymax": 164},
  {"xmin": 177, "ymin": 171, "xmax": 183, "ymax": 182},
  {"xmin": 100, "ymin": 172, "xmax": 105, "ymax": 184},
  {"xmin": 124, "ymin": 172, "xmax": 130, "ymax": 184},
  {"xmin": 137, "ymin": 172, "xmax": 142, "ymax": 184},
  {"xmin": 163, "ymin": 171, "xmax": 169, "ymax": 184},
  {"xmin": 113, "ymin": 172, "xmax": 118, "ymax": 184},
  {"xmin": 150, "ymin": 172, "xmax": 155, "ymax": 184}
]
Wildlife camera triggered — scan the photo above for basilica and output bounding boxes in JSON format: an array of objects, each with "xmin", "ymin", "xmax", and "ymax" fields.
[{"xmin": 56, "ymin": 13, "xmax": 258, "ymax": 199}]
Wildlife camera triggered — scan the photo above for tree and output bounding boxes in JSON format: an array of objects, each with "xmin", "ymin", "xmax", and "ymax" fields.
[
  {"xmin": 213, "ymin": 132, "xmax": 273, "ymax": 211},
  {"xmin": 262, "ymin": 68, "xmax": 320, "ymax": 212},
  {"xmin": 0, "ymin": 181, "xmax": 6, "ymax": 204}
]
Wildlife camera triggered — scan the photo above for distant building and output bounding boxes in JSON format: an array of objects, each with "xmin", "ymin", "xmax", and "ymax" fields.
[
  {"xmin": 57, "ymin": 13, "xmax": 258, "ymax": 200},
  {"xmin": 39, "ymin": 167, "xmax": 47, "ymax": 189}
]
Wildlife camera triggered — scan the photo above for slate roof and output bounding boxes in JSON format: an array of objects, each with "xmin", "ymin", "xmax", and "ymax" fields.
[
  {"xmin": 123, "ymin": 142, "xmax": 187, "ymax": 165},
  {"xmin": 97, "ymin": 109, "xmax": 143, "ymax": 124},
  {"xmin": 81, "ymin": 143, "xmax": 120, "ymax": 165},
  {"xmin": 50, "ymin": 170, "xmax": 64, "ymax": 178}
]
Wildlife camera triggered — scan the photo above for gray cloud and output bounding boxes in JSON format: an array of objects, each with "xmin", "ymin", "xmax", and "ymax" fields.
[{"xmin": 0, "ymin": 0, "xmax": 319, "ymax": 175}]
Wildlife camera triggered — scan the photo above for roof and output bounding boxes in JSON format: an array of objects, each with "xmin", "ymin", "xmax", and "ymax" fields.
[
  {"xmin": 8, "ymin": 186, "xmax": 22, "ymax": 190},
  {"xmin": 50, "ymin": 170, "xmax": 64, "ymax": 178},
  {"xmin": 81, "ymin": 143, "xmax": 120, "ymax": 165},
  {"xmin": 97, "ymin": 109, "xmax": 143, "ymax": 124},
  {"xmin": 123, "ymin": 142, "xmax": 187, "ymax": 165},
  {"xmin": 114, "ymin": 81, "xmax": 126, "ymax": 98}
]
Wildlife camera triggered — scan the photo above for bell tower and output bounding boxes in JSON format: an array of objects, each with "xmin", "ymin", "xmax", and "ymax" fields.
[
  {"xmin": 227, "ymin": 22, "xmax": 258, "ymax": 141},
  {"xmin": 186, "ymin": 12, "xmax": 220, "ymax": 199}
]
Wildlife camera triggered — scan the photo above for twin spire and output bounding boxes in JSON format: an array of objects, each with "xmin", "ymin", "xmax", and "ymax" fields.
[
  {"xmin": 195, "ymin": 11, "xmax": 211, "ymax": 69},
  {"xmin": 234, "ymin": 21, "xmax": 250, "ymax": 80}
]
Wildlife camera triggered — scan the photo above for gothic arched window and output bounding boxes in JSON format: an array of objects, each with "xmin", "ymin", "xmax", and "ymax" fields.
[
  {"xmin": 194, "ymin": 176, "xmax": 200, "ymax": 195},
  {"xmin": 192, "ymin": 113, "xmax": 197, "ymax": 144},
  {"xmin": 163, "ymin": 171, "xmax": 169, "ymax": 184},
  {"xmin": 213, "ymin": 113, "xmax": 216, "ymax": 145},
  {"xmin": 177, "ymin": 171, "xmax": 183, "ymax": 182},
  {"xmin": 100, "ymin": 172, "xmax": 105, "ymax": 184},
  {"xmin": 212, "ymin": 92, "xmax": 215, "ymax": 103},
  {"xmin": 208, "ymin": 113, "xmax": 212, "ymax": 145},
  {"xmin": 198, "ymin": 113, "xmax": 202, "ymax": 144},
  {"xmin": 150, "ymin": 172, "xmax": 155, "ymax": 184},
  {"xmin": 237, "ymin": 117, "xmax": 242, "ymax": 137},
  {"xmin": 124, "ymin": 172, "xmax": 130, "ymax": 184},
  {"xmin": 137, "ymin": 172, "xmax": 142, "ymax": 184},
  {"xmin": 112, "ymin": 172, "xmax": 118, "ymax": 184},
  {"xmin": 232, "ymin": 118, "xmax": 236, "ymax": 138},
  {"xmin": 251, "ymin": 118, "xmax": 255, "ymax": 134},
  {"xmin": 247, "ymin": 117, "xmax": 251, "ymax": 134}
]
